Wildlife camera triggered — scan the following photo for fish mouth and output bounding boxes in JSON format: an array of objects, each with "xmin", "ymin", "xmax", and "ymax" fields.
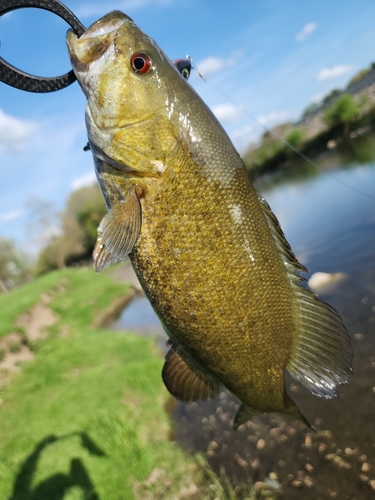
[
  {"xmin": 66, "ymin": 11, "xmax": 130, "ymax": 67},
  {"xmin": 79, "ymin": 11, "xmax": 131, "ymax": 40}
]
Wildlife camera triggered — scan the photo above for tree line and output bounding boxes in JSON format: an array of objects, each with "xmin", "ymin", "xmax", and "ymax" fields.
[{"xmin": 0, "ymin": 183, "xmax": 107, "ymax": 292}]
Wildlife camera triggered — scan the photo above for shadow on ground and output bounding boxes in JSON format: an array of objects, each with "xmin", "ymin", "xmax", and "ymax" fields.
[{"xmin": 9, "ymin": 433, "xmax": 105, "ymax": 500}]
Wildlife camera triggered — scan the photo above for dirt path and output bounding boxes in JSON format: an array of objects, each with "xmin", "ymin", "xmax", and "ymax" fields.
[{"xmin": 0, "ymin": 292, "xmax": 59, "ymax": 388}]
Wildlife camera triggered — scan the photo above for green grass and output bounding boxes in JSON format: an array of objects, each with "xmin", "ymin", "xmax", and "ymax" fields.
[
  {"xmin": 0, "ymin": 271, "xmax": 62, "ymax": 340},
  {"xmin": 0, "ymin": 268, "xmax": 206, "ymax": 500}
]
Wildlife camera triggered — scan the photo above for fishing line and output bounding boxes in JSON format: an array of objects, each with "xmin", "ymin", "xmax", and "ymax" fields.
[{"xmin": 187, "ymin": 56, "xmax": 375, "ymax": 203}]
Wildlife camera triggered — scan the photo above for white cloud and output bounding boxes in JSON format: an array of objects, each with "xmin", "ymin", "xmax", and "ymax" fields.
[
  {"xmin": 75, "ymin": 0, "xmax": 172, "ymax": 18},
  {"xmin": 196, "ymin": 52, "xmax": 240, "ymax": 78},
  {"xmin": 317, "ymin": 65, "xmax": 354, "ymax": 81},
  {"xmin": 257, "ymin": 110, "xmax": 291, "ymax": 126},
  {"xmin": 296, "ymin": 22, "xmax": 317, "ymax": 42},
  {"xmin": 0, "ymin": 109, "xmax": 39, "ymax": 153},
  {"xmin": 229, "ymin": 125, "xmax": 257, "ymax": 153},
  {"xmin": 0, "ymin": 209, "xmax": 25, "ymax": 223},
  {"xmin": 212, "ymin": 104, "xmax": 242, "ymax": 124},
  {"xmin": 196, "ymin": 57, "xmax": 226, "ymax": 77},
  {"xmin": 310, "ymin": 92, "xmax": 325, "ymax": 103},
  {"xmin": 72, "ymin": 171, "xmax": 97, "ymax": 191}
]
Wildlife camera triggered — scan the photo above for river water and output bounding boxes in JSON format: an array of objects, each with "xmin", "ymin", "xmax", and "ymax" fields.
[{"xmin": 111, "ymin": 132, "xmax": 375, "ymax": 499}]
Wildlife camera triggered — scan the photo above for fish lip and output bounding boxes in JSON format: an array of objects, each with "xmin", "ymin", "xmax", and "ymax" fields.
[
  {"xmin": 66, "ymin": 11, "xmax": 130, "ymax": 67},
  {"xmin": 66, "ymin": 45, "xmax": 87, "ymax": 74},
  {"xmin": 79, "ymin": 11, "xmax": 130, "ymax": 40}
]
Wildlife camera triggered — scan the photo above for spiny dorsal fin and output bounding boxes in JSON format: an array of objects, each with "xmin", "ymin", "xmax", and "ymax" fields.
[
  {"xmin": 257, "ymin": 192, "xmax": 352, "ymax": 398},
  {"xmin": 162, "ymin": 345, "xmax": 221, "ymax": 402},
  {"xmin": 100, "ymin": 185, "xmax": 141, "ymax": 258}
]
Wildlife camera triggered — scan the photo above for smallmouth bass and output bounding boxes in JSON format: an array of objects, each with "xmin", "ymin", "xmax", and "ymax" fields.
[{"xmin": 66, "ymin": 12, "xmax": 352, "ymax": 428}]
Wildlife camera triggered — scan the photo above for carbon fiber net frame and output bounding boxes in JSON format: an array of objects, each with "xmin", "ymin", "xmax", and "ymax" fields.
[{"xmin": 0, "ymin": 0, "xmax": 85, "ymax": 92}]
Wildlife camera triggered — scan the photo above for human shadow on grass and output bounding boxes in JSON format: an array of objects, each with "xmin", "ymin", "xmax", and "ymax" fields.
[{"xmin": 9, "ymin": 433, "xmax": 105, "ymax": 500}]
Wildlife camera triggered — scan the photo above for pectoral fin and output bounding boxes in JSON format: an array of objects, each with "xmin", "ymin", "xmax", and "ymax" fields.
[
  {"xmin": 92, "ymin": 185, "xmax": 142, "ymax": 272},
  {"xmin": 93, "ymin": 232, "xmax": 121, "ymax": 273},
  {"xmin": 162, "ymin": 345, "xmax": 221, "ymax": 402}
]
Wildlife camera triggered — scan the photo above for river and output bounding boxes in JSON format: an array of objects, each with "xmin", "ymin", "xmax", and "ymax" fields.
[{"xmin": 111, "ymin": 131, "xmax": 375, "ymax": 499}]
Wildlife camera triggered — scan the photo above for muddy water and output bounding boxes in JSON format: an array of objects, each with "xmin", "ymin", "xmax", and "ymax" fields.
[{"xmin": 111, "ymin": 133, "xmax": 375, "ymax": 499}]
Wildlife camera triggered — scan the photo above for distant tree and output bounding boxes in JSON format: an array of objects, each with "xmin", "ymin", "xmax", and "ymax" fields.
[
  {"xmin": 302, "ymin": 102, "xmax": 320, "ymax": 116},
  {"xmin": 242, "ymin": 122, "xmax": 302, "ymax": 172},
  {"xmin": 66, "ymin": 184, "xmax": 106, "ymax": 253},
  {"xmin": 0, "ymin": 238, "xmax": 31, "ymax": 293},
  {"xmin": 33, "ymin": 184, "xmax": 106, "ymax": 275},
  {"xmin": 324, "ymin": 94, "xmax": 359, "ymax": 133},
  {"xmin": 285, "ymin": 128, "xmax": 305, "ymax": 148},
  {"xmin": 27, "ymin": 197, "xmax": 70, "ymax": 270},
  {"xmin": 323, "ymin": 89, "xmax": 342, "ymax": 105}
]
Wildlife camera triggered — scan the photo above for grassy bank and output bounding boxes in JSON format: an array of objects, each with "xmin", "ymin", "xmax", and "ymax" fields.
[{"xmin": 0, "ymin": 268, "xmax": 230, "ymax": 500}]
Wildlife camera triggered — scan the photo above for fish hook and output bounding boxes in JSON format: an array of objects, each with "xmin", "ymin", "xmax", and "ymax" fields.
[{"xmin": 0, "ymin": 0, "xmax": 85, "ymax": 93}]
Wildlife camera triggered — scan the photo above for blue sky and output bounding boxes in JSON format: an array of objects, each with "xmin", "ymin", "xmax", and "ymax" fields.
[{"xmin": 1, "ymin": 0, "xmax": 375, "ymax": 249}]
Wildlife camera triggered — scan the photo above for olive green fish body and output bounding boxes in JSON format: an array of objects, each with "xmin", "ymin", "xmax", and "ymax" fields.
[
  {"xmin": 67, "ymin": 12, "xmax": 352, "ymax": 427},
  {"xmin": 130, "ymin": 144, "xmax": 294, "ymax": 414}
]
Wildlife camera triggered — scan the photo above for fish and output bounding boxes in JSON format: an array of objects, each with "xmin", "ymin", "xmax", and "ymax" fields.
[{"xmin": 66, "ymin": 11, "xmax": 352, "ymax": 428}]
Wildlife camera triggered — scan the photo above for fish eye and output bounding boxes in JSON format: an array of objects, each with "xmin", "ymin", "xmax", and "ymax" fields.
[{"xmin": 130, "ymin": 53, "xmax": 152, "ymax": 74}]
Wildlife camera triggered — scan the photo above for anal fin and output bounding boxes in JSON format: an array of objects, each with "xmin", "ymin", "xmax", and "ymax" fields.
[
  {"xmin": 162, "ymin": 345, "xmax": 221, "ymax": 402},
  {"xmin": 233, "ymin": 403, "xmax": 261, "ymax": 430},
  {"xmin": 233, "ymin": 398, "xmax": 313, "ymax": 431}
]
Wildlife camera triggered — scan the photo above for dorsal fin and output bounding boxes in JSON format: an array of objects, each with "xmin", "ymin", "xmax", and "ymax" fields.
[
  {"xmin": 162, "ymin": 345, "xmax": 221, "ymax": 402},
  {"xmin": 257, "ymin": 194, "xmax": 307, "ymax": 277},
  {"xmin": 257, "ymin": 192, "xmax": 352, "ymax": 398}
]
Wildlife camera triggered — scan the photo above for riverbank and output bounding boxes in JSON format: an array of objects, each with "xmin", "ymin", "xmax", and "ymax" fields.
[{"xmin": 243, "ymin": 74, "xmax": 375, "ymax": 177}]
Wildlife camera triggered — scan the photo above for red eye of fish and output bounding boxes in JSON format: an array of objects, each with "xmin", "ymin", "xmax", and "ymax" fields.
[{"xmin": 131, "ymin": 53, "xmax": 152, "ymax": 74}]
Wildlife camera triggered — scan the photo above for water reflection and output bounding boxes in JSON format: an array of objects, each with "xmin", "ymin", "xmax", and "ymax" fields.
[{"xmin": 111, "ymin": 295, "xmax": 167, "ymax": 349}]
